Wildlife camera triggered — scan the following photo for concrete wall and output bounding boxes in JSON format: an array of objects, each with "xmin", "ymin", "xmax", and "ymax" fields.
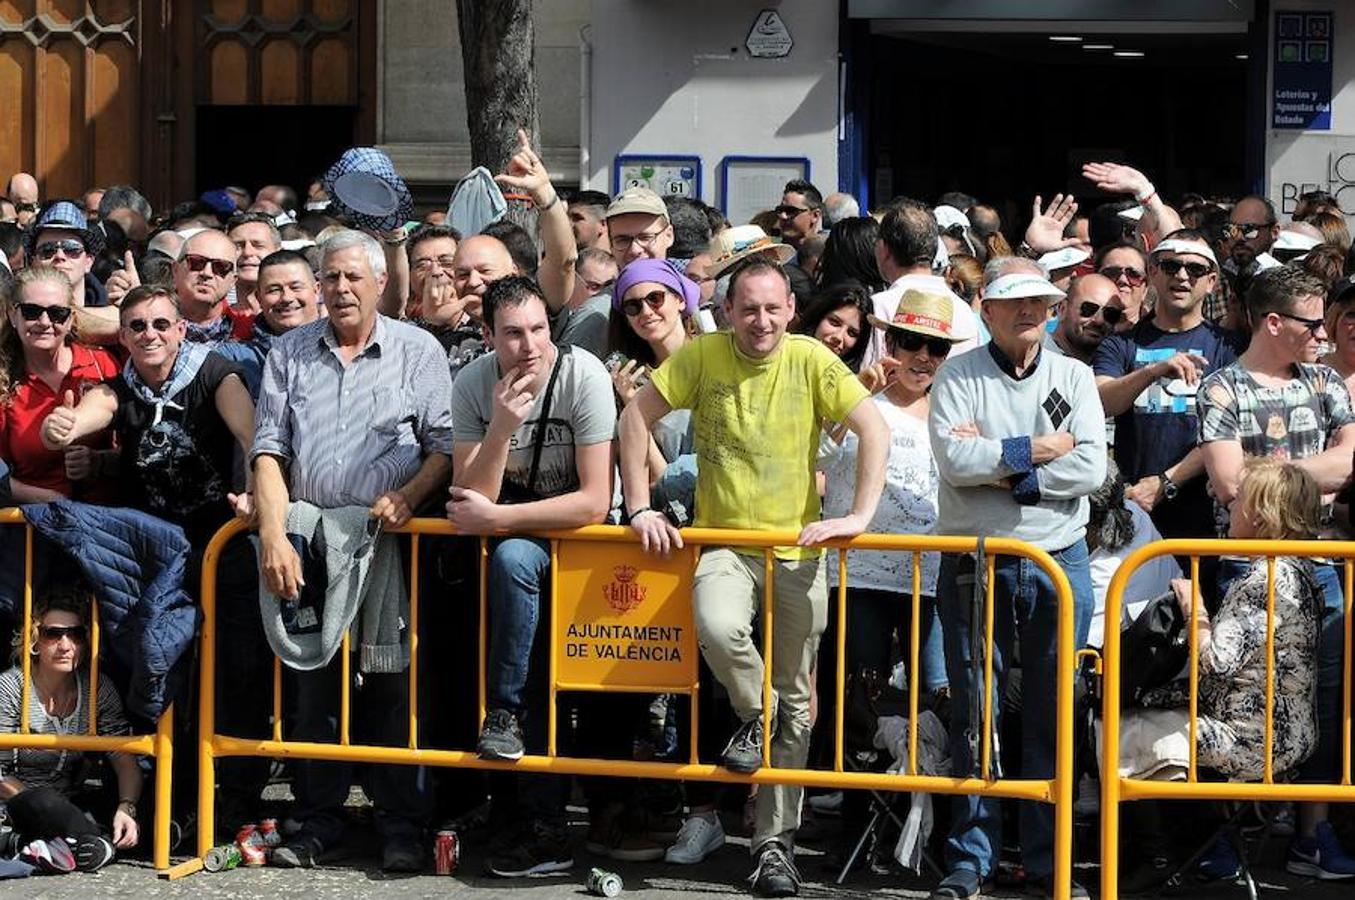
[
  {"xmin": 586, "ymin": 0, "xmax": 839, "ymax": 217},
  {"xmin": 1265, "ymin": 3, "xmax": 1355, "ymax": 219},
  {"xmin": 379, "ymin": 0, "xmax": 588, "ymax": 189}
]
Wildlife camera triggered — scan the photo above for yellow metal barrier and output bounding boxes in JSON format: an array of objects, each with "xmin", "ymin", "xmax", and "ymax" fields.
[
  {"xmin": 0, "ymin": 509, "xmax": 174, "ymax": 872},
  {"xmin": 1100, "ymin": 538, "xmax": 1355, "ymax": 900},
  {"xmin": 195, "ymin": 517, "xmax": 1080, "ymax": 897}
]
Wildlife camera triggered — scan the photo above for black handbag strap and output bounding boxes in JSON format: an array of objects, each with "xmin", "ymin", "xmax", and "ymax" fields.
[{"xmin": 524, "ymin": 346, "xmax": 568, "ymax": 497}]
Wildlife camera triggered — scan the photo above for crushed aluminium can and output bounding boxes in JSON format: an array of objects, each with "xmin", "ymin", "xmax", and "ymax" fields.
[
  {"xmin": 203, "ymin": 843, "xmax": 242, "ymax": 872},
  {"xmin": 587, "ymin": 866, "xmax": 623, "ymax": 897}
]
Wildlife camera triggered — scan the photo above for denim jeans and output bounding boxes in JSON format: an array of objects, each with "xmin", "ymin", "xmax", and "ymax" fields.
[
  {"xmin": 486, "ymin": 537, "xmax": 551, "ymax": 715},
  {"xmin": 936, "ymin": 540, "xmax": 1093, "ymax": 880},
  {"xmin": 1216, "ymin": 557, "xmax": 1343, "ymax": 782}
]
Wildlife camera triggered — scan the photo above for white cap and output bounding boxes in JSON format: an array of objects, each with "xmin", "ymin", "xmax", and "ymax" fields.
[
  {"xmin": 1274, "ymin": 230, "xmax": 1322, "ymax": 253},
  {"xmin": 1118, "ymin": 205, "xmax": 1146, "ymax": 222},
  {"xmin": 934, "ymin": 205, "xmax": 970, "ymax": 231},
  {"xmin": 280, "ymin": 238, "xmax": 317, "ymax": 252},
  {"xmin": 1038, "ymin": 247, "xmax": 1090, "ymax": 272},
  {"xmin": 1151, "ymin": 238, "xmax": 1219, "ymax": 268},
  {"xmin": 1254, "ymin": 252, "xmax": 1282, "ymax": 272},
  {"xmin": 985, "ymin": 272, "xmax": 1066, "ymax": 303}
]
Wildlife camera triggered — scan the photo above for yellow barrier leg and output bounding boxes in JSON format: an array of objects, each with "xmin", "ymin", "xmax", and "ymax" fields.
[{"xmin": 154, "ymin": 704, "xmax": 174, "ymax": 870}]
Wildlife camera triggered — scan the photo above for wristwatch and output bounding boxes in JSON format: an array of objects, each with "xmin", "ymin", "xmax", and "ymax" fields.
[{"xmin": 1160, "ymin": 473, "xmax": 1179, "ymax": 501}]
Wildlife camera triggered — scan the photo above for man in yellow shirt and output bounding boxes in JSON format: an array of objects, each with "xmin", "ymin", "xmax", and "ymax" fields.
[{"xmin": 618, "ymin": 257, "xmax": 887, "ymax": 897}]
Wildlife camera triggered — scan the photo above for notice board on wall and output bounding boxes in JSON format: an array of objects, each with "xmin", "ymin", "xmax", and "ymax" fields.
[
  {"xmin": 719, "ymin": 156, "xmax": 811, "ymax": 227},
  {"xmin": 1273, "ymin": 10, "xmax": 1332, "ymax": 130}
]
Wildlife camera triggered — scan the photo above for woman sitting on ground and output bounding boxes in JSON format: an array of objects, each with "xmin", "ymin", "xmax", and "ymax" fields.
[{"xmin": 0, "ymin": 585, "xmax": 141, "ymax": 871}]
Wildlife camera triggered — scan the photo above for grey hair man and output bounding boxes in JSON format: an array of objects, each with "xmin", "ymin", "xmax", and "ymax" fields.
[{"xmin": 822, "ymin": 192, "xmax": 861, "ymax": 228}]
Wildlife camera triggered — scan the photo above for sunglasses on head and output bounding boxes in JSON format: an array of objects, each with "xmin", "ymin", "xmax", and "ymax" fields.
[
  {"xmin": 1078, "ymin": 301, "xmax": 1124, "ymax": 325},
  {"xmin": 1099, "ymin": 265, "xmax": 1146, "ymax": 287},
  {"xmin": 124, "ymin": 317, "xmax": 177, "ymax": 334},
  {"xmin": 887, "ymin": 329, "xmax": 953, "ymax": 359},
  {"xmin": 184, "ymin": 253, "xmax": 235, "ymax": 277},
  {"xmin": 34, "ymin": 239, "xmax": 86, "ymax": 261},
  {"xmin": 622, "ymin": 289, "xmax": 669, "ymax": 318},
  {"xmin": 1156, "ymin": 258, "xmax": 1212, "ymax": 280},
  {"xmin": 39, "ymin": 624, "xmax": 86, "ymax": 643},
  {"xmin": 16, "ymin": 302, "xmax": 73, "ymax": 324}
]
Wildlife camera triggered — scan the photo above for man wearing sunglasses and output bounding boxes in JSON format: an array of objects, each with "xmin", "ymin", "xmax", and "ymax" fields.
[
  {"xmin": 1093, "ymin": 231, "xmax": 1238, "ymax": 549},
  {"xmin": 1223, "ymin": 195, "xmax": 1280, "ymax": 277},
  {"xmin": 22, "ymin": 200, "xmax": 109, "ymax": 308},
  {"xmin": 1198, "ymin": 266, "xmax": 1355, "ymax": 880},
  {"xmin": 1045, "ymin": 274, "xmax": 1124, "ymax": 365},
  {"xmin": 172, "ymin": 228, "xmax": 253, "ymax": 345},
  {"xmin": 775, "ymin": 179, "xmax": 823, "ymax": 252}
]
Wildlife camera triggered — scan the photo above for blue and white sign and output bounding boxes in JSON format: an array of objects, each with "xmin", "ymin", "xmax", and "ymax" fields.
[{"xmin": 1272, "ymin": 11, "xmax": 1332, "ymax": 130}]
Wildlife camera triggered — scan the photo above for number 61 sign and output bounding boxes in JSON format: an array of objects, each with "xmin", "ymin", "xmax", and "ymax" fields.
[{"xmin": 612, "ymin": 155, "xmax": 703, "ymax": 200}]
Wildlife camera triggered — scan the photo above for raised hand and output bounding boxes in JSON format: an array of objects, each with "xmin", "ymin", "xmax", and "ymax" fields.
[
  {"xmin": 493, "ymin": 128, "xmax": 555, "ymax": 208},
  {"xmin": 1023, "ymin": 194, "xmax": 1082, "ymax": 253},
  {"xmin": 105, "ymin": 249, "xmax": 141, "ymax": 306},
  {"xmin": 1082, "ymin": 162, "xmax": 1153, "ymax": 199}
]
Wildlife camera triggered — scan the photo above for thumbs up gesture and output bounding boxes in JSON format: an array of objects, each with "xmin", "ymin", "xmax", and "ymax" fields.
[
  {"xmin": 105, "ymin": 249, "xmax": 141, "ymax": 306},
  {"xmin": 41, "ymin": 390, "xmax": 80, "ymax": 450}
]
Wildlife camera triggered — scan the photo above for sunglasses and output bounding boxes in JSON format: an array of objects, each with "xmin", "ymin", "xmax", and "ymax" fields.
[
  {"xmin": 1099, "ymin": 265, "xmax": 1146, "ymax": 287},
  {"xmin": 622, "ymin": 290, "xmax": 669, "ymax": 318},
  {"xmin": 887, "ymin": 329, "xmax": 953, "ymax": 359},
  {"xmin": 1079, "ymin": 301, "xmax": 1124, "ymax": 326},
  {"xmin": 1277, "ymin": 311, "xmax": 1325, "ymax": 335},
  {"xmin": 1156, "ymin": 258, "xmax": 1212, "ymax": 280},
  {"xmin": 184, "ymin": 253, "xmax": 235, "ymax": 277},
  {"xmin": 15, "ymin": 202, "xmax": 39, "ymax": 214},
  {"xmin": 16, "ymin": 302, "xmax": 73, "ymax": 324},
  {"xmin": 39, "ymin": 624, "xmax": 87, "ymax": 643},
  {"xmin": 775, "ymin": 204, "xmax": 814, "ymax": 218},
  {"xmin": 124, "ymin": 317, "xmax": 177, "ymax": 334},
  {"xmin": 34, "ymin": 239, "xmax": 86, "ymax": 261},
  {"xmin": 1229, "ymin": 222, "xmax": 1271, "ymax": 241}
]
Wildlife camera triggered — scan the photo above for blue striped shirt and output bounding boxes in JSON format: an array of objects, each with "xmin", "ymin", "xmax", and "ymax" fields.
[{"xmin": 252, "ymin": 315, "xmax": 455, "ymax": 507}]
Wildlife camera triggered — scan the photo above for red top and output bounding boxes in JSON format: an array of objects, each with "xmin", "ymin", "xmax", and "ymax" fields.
[
  {"xmin": 225, "ymin": 304, "xmax": 256, "ymax": 339},
  {"xmin": 0, "ymin": 344, "xmax": 120, "ymax": 499}
]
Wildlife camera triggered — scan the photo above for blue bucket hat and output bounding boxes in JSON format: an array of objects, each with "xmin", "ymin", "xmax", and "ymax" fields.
[
  {"xmin": 323, "ymin": 147, "xmax": 413, "ymax": 233},
  {"xmin": 24, "ymin": 200, "xmax": 104, "ymax": 260}
]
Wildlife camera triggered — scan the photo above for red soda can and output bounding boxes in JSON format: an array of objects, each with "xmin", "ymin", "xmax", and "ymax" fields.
[
  {"xmin": 236, "ymin": 824, "xmax": 267, "ymax": 867},
  {"xmin": 258, "ymin": 818, "xmax": 281, "ymax": 859},
  {"xmin": 434, "ymin": 830, "xmax": 460, "ymax": 875}
]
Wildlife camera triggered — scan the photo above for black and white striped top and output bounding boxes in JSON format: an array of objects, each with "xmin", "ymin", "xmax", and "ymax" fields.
[{"xmin": 0, "ymin": 667, "xmax": 130, "ymax": 794}]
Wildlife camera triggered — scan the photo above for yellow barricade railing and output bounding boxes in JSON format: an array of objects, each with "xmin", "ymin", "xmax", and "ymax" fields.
[
  {"xmin": 1101, "ymin": 538, "xmax": 1355, "ymax": 900},
  {"xmin": 192, "ymin": 517, "xmax": 1079, "ymax": 896},
  {"xmin": 0, "ymin": 509, "xmax": 174, "ymax": 871}
]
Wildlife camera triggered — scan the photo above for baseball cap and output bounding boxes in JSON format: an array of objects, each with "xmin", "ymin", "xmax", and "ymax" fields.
[{"xmin": 606, "ymin": 187, "xmax": 668, "ymax": 221}]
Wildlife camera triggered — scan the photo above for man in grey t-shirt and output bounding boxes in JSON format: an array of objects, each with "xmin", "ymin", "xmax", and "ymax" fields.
[{"xmin": 446, "ymin": 275, "xmax": 614, "ymax": 877}]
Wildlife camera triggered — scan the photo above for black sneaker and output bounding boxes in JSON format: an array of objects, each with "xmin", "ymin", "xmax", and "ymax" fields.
[
  {"xmin": 381, "ymin": 837, "xmax": 424, "ymax": 873},
  {"xmin": 722, "ymin": 717, "xmax": 765, "ymax": 774},
  {"xmin": 1023, "ymin": 874, "xmax": 1090, "ymax": 899},
  {"xmin": 71, "ymin": 835, "xmax": 115, "ymax": 872},
  {"xmin": 486, "ymin": 825, "xmax": 573, "ymax": 877},
  {"xmin": 477, "ymin": 709, "xmax": 525, "ymax": 761},
  {"xmin": 750, "ymin": 840, "xmax": 801, "ymax": 897},
  {"xmin": 271, "ymin": 834, "xmax": 323, "ymax": 869}
]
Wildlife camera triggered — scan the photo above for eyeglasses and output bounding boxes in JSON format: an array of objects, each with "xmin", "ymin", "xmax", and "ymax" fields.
[
  {"xmin": 582, "ymin": 277, "xmax": 615, "ymax": 295},
  {"xmin": 124, "ymin": 317, "xmax": 177, "ymax": 334},
  {"xmin": 887, "ymin": 329, "xmax": 953, "ymax": 359},
  {"xmin": 1277, "ymin": 311, "xmax": 1325, "ymax": 335},
  {"xmin": 610, "ymin": 231, "xmax": 666, "ymax": 253},
  {"xmin": 184, "ymin": 253, "xmax": 235, "ymax": 277},
  {"xmin": 412, "ymin": 254, "xmax": 456, "ymax": 273},
  {"xmin": 34, "ymin": 239, "xmax": 86, "ymax": 261},
  {"xmin": 15, "ymin": 202, "xmax": 39, "ymax": 214},
  {"xmin": 16, "ymin": 302, "xmax": 73, "ymax": 324},
  {"xmin": 1078, "ymin": 301, "xmax": 1124, "ymax": 326},
  {"xmin": 775, "ymin": 204, "xmax": 814, "ymax": 218},
  {"xmin": 1099, "ymin": 265, "xmax": 1146, "ymax": 287},
  {"xmin": 39, "ymin": 625, "xmax": 87, "ymax": 643},
  {"xmin": 622, "ymin": 290, "xmax": 669, "ymax": 318},
  {"xmin": 1156, "ymin": 258, "xmax": 1213, "ymax": 280}
]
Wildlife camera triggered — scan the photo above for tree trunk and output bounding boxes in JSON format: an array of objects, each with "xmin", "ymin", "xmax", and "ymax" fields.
[{"xmin": 456, "ymin": 0, "xmax": 540, "ymax": 233}]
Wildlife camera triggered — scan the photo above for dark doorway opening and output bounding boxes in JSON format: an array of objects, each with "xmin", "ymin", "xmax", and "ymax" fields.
[
  {"xmin": 194, "ymin": 105, "xmax": 359, "ymax": 201},
  {"xmin": 862, "ymin": 28, "xmax": 1251, "ymax": 228}
]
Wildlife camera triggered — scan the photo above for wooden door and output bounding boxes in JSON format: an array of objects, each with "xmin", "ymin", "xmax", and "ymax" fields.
[{"xmin": 0, "ymin": 0, "xmax": 141, "ymax": 201}]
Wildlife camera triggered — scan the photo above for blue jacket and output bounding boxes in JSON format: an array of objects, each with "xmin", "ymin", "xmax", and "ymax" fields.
[{"xmin": 0, "ymin": 502, "xmax": 198, "ymax": 720}]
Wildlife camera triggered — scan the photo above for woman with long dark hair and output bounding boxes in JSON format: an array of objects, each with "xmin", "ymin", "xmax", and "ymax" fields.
[
  {"xmin": 794, "ymin": 281, "xmax": 874, "ymax": 373},
  {"xmin": 813, "ymin": 217, "xmax": 884, "ymax": 292}
]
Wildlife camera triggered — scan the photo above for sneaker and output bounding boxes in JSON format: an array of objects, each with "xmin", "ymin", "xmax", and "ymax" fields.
[
  {"xmin": 665, "ymin": 814, "xmax": 725, "ymax": 864},
  {"xmin": 71, "ymin": 835, "xmax": 115, "ymax": 872},
  {"xmin": 486, "ymin": 825, "xmax": 573, "ymax": 877},
  {"xmin": 807, "ymin": 791, "xmax": 843, "ymax": 816},
  {"xmin": 929, "ymin": 869, "xmax": 982, "ymax": 900},
  {"xmin": 477, "ymin": 709, "xmax": 525, "ymax": 761},
  {"xmin": 1196, "ymin": 835, "xmax": 1240, "ymax": 881},
  {"xmin": 722, "ymin": 718, "xmax": 765, "ymax": 774},
  {"xmin": 20, "ymin": 838, "xmax": 75, "ymax": 874},
  {"xmin": 1023, "ymin": 874, "xmax": 1090, "ymax": 898},
  {"xmin": 381, "ymin": 838, "xmax": 424, "ymax": 873},
  {"xmin": 1287, "ymin": 821, "xmax": 1355, "ymax": 880},
  {"xmin": 585, "ymin": 808, "xmax": 664, "ymax": 862},
  {"xmin": 749, "ymin": 840, "xmax": 801, "ymax": 898},
  {"xmin": 271, "ymin": 834, "xmax": 323, "ymax": 869},
  {"xmin": 1119, "ymin": 856, "xmax": 1178, "ymax": 896}
]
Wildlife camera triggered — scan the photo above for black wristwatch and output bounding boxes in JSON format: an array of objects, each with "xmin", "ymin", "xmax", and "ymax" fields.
[{"xmin": 1160, "ymin": 473, "xmax": 1179, "ymax": 501}]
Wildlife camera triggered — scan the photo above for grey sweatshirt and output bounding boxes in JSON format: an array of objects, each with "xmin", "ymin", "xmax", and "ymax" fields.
[{"xmin": 928, "ymin": 343, "xmax": 1107, "ymax": 551}]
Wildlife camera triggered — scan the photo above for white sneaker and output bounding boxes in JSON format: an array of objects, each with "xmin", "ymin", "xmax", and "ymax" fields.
[{"xmin": 664, "ymin": 814, "xmax": 726, "ymax": 864}]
